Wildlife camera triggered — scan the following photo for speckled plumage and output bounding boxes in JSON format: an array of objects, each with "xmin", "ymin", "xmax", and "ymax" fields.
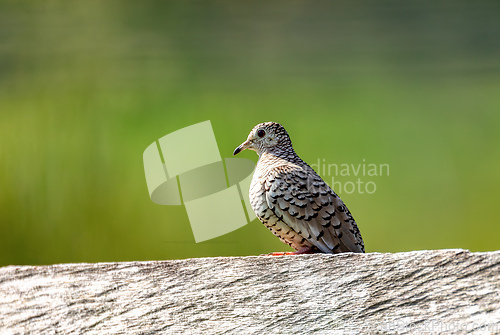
[{"xmin": 234, "ymin": 122, "xmax": 364, "ymax": 254}]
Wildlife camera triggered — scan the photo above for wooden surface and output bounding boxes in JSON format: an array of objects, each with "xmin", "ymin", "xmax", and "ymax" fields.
[{"xmin": 1, "ymin": 249, "xmax": 499, "ymax": 334}]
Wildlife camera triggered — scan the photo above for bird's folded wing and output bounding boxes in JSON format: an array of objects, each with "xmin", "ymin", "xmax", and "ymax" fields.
[{"xmin": 264, "ymin": 165, "xmax": 364, "ymax": 253}]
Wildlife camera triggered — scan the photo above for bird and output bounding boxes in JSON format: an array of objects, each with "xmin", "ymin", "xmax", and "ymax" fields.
[{"xmin": 233, "ymin": 122, "xmax": 364, "ymax": 255}]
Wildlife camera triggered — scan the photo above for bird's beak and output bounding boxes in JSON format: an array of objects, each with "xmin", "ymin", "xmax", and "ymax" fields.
[{"xmin": 233, "ymin": 140, "xmax": 251, "ymax": 156}]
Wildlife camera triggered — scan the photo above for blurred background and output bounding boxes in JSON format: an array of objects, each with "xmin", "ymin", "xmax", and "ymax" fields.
[{"xmin": 1, "ymin": 1, "xmax": 499, "ymax": 266}]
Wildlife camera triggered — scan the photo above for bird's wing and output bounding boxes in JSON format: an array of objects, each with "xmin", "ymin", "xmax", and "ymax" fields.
[{"xmin": 264, "ymin": 165, "xmax": 364, "ymax": 253}]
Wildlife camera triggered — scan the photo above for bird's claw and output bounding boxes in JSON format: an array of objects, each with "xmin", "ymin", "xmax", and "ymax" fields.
[{"xmin": 260, "ymin": 247, "xmax": 313, "ymax": 256}]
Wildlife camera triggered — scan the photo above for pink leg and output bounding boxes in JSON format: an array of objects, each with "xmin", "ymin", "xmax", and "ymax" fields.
[{"xmin": 261, "ymin": 247, "xmax": 313, "ymax": 256}]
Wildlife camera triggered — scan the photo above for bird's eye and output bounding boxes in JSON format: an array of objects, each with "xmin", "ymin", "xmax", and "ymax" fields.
[{"xmin": 257, "ymin": 129, "xmax": 266, "ymax": 138}]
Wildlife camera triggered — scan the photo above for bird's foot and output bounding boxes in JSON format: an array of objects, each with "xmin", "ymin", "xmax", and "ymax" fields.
[{"xmin": 261, "ymin": 247, "xmax": 313, "ymax": 256}]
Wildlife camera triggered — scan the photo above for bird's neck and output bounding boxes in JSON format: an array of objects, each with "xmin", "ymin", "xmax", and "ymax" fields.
[{"xmin": 258, "ymin": 148, "xmax": 304, "ymax": 167}]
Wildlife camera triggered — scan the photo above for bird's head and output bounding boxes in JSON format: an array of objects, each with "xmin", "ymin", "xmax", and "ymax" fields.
[{"xmin": 233, "ymin": 122, "xmax": 293, "ymax": 156}]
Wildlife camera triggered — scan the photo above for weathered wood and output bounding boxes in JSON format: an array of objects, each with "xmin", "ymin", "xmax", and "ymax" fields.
[{"xmin": 0, "ymin": 249, "xmax": 499, "ymax": 334}]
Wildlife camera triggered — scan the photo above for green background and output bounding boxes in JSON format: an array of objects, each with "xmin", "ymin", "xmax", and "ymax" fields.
[{"xmin": 1, "ymin": 1, "xmax": 499, "ymax": 266}]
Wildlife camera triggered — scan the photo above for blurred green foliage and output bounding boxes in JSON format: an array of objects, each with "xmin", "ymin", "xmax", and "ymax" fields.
[{"xmin": 1, "ymin": 1, "xmax": 499, "ymax": 265}]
